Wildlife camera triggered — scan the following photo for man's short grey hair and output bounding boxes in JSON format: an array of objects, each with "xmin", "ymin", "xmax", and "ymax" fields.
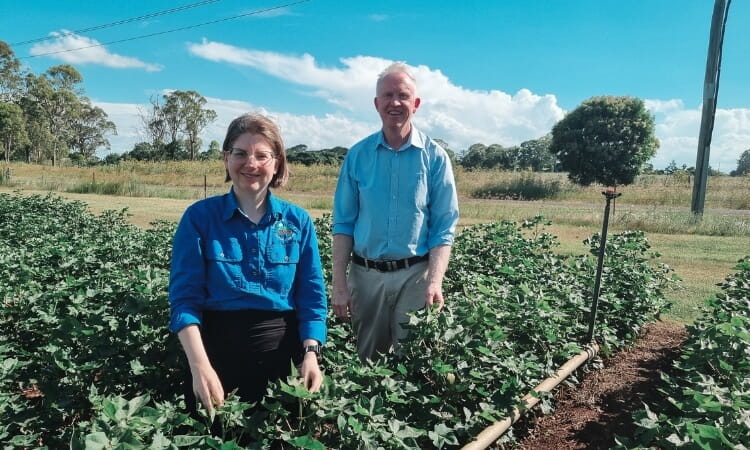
[{"xmin": 376, "ymin": 62, "xmax": 416, "ymax": 92}]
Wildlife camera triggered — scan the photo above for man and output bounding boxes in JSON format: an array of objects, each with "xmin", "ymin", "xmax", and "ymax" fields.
[{"xmin": 332, "ymin": 62, "xmax": 459, "ymax": 362}]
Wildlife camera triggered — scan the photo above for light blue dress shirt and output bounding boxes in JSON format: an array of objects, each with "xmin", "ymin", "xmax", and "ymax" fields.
[
  {"xmin": 333, "ymin": 127, "xmax": 459, "ymax": 260},
  {"xmin": 169, "ymin": 189, "xmax": 327, "ymax": 345}
]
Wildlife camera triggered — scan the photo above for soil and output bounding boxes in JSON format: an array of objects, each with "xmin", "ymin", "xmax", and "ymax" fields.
[{"xmin": 513, "ymin": 320, "xmax": 688, "ymax": 450}]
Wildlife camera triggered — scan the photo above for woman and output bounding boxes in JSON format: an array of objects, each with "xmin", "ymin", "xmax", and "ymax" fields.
[{"xmin": 168, "ymin": 113, "xmax": 327, "ymax": 413}]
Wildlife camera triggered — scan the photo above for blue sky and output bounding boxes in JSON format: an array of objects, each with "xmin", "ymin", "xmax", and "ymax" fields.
[{"xmin": 2, "ymin": 0, "xmax": 749, "ymax": 171}]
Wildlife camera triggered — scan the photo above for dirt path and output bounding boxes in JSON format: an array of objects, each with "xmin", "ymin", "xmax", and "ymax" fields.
[{"xmin": 515, "ymin": 321, "xmax": 688, "ymax": 449}]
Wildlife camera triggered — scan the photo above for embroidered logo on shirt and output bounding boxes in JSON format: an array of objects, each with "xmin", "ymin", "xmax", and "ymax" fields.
[{"xmin": 274, "ymin": 221, "xmax": 296, "ymax": 243}]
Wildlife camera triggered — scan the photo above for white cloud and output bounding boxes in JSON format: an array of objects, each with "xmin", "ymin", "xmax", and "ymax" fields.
[
  {"xmin": 646, "ymin": 101, "xmax": 750, "ymax": 172},
  {"xmin": 187, "ymin": 40, "xmax": 566, "ymax": 149},
  {"xmin": 30, "ymin": 31, "xmax": 162, "ymax": 72}
]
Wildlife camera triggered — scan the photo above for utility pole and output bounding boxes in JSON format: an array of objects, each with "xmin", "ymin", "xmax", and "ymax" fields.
[{"xmin": 692, "ymin": 0, "xmax": 730, "ymax": 215}]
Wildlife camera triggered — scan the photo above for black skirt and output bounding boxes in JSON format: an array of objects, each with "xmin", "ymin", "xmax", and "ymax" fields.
[{"xmin": 184, "ymin": 309, "xmax": 301, "ymax": 410}]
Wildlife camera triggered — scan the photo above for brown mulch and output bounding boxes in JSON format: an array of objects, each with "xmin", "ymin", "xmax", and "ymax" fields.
[{"xmin": 515, "ymin": 320, "xmax": 688, "ymax": 450}]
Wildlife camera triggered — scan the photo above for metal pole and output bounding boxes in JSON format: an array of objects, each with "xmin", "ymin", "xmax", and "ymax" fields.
[
  {"xmin": 586, "ymin": 190, "xmax": 622, "ymax": 343},
  {"xmin": 692, "ymin": 0, "xmax": 730, "ymax": 215}
]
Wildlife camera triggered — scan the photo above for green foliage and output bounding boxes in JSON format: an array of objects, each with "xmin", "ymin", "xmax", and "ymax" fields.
[
  {"xmin": 287, "ymin": 146, "xmax": 347, "ymax": 166},
  {"xmin": 458, "ymin": 136, "xmax": 555, "ymax": 172},
  {"xmin": 0, "ymin": 194, "xmax": 678, "ymax": 448},
  {"xmin": 550, "ymin": 96, "xmax": 659, "ymax": 187},
  {"xmin": 616, "ymin": 257, "xmax": 750, "ymax": 449},
  {"xmin": 471, "ymin": 171, "xmax": 566, "ymax": 200},
  {"xmin": 731, "ymin": 148, "xmax": 750, "ymax": 176}
]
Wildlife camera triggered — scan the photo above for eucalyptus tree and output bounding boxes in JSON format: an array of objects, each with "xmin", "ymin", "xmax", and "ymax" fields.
[
  {"xmin": 68, "ymin": 100, "xmax": 117, "ymax": 160},
  {"xmin": 138, "ymin": 95, "xmax": 168, "ymax": 151},
  {"xmin": 0, "ymin": 102, "xmax": 29, "ymax": 162},
  {"xmin": 549, "ymin": 96, "xmax": 658, "ymax": 188},
  {"xmin": 0, "ymin": 41, "xmax": 24, "ymax": 103},
  {"xmin": 22, "ymin": 116, "xmax": 56, "ymax": 163},
  {"xmin": 22, "ymin": 66, "xmax": 84, "ymax": 166},
  {"xmin": 142, "ymin": 90, "xmax": 217, "ymax": 160},
  {"xmin": 164, "ymin": 90, "xmax": 216, "ymax": 160}
]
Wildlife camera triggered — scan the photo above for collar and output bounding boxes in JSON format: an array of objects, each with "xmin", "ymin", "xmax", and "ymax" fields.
[
  {"xmin": 377, "ymin": 126, "xmax": 426, "ymax": 152},
  {"xmin": 222, "ymin": 187, "xmax": 283, "ymax": 223}
]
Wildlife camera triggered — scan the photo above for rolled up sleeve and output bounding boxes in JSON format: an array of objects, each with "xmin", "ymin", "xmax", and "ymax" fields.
[
  {"xmin": 332, "ymin": 156, "xmax": 358, "ymax": 237},
  {"xmin": 292, "ymin": 214, "xmax": 328, "ymax": 344},
  {"xmin": 168, "ymin": 209, "xmax": 206, "ymax": 333},
  {"xmin": 428, "ymin": 152, "xmax": 459, "ymax": 249}
]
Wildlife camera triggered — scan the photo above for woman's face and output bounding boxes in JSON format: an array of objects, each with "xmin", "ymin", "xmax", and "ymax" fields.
[{"xmin": 223, "ymin": 132, "xmax": 278, "ymax": 197}]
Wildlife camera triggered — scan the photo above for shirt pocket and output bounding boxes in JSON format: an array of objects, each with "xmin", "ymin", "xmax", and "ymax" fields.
[
  {"xmin": 266, "ymin": 240, "xmax": 300, "ymax": 296},
  {"xmin": 205, "ymin": 239, "xmax": 244, "ymax": 290},
  {"xmin": 404, "ymin": 170, "xmax": 428, "ymax": 208}
]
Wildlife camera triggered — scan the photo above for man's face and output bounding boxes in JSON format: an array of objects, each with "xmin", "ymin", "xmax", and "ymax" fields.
[{"xmin": 374, "ymin": 72, "xmax": 421, "ymax": 131}]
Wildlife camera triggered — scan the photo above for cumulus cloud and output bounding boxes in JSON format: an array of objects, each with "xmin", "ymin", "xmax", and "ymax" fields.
[
  {"xmin": 30, "ymin": 31, "xmax": 162, "ymax": 72},
  {"xmin": 646, "ymin": 100, "xmax": 750, "ymax": 172},
  {"xmin": 187, "ymin": 40, "xmax": 566, "ymax": 150}
]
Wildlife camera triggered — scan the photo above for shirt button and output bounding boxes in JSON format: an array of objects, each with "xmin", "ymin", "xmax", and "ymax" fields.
[
  {"xmin": 253, "ymin": 271, "xmax": 258, "ymax": 276},
  {"xmin": 284, "ymin": 256, "xmax": 289, "ymax": 261},
  {"xmin": 220, "ymin": 253, "xmax": 225, "ymax": 257},
  {"xmin": 252, "ymin": 248, "xmax": 257, "ymax": 253}
]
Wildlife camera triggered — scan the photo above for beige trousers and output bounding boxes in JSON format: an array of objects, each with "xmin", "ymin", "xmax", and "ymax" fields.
[{"xmin": 348, "ymin": 260, "xmax": 428, "ymax": 362}]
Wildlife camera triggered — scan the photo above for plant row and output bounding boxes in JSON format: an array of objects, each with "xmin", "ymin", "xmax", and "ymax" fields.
[
  {"xmin": 0, "ymin": 193, "xmax": 676, "ymax": 448},
  {"xmin": 616, "ymin": 257, "xmax": 750, "ymax": 449}
]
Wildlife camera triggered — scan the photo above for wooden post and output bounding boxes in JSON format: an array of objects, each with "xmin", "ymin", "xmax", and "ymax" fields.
[
  {"xmin": 692, "ymin": 0, "xmax": 730, "ymax": 215},
  {"xmin": 204, "ymin": 174, "xmax": 207, "ymax": 198}
]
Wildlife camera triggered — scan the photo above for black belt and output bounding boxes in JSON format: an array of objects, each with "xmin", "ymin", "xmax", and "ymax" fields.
[{"xmin": 351, "ymin": 253, "xmax": 428, "ymax": 272}]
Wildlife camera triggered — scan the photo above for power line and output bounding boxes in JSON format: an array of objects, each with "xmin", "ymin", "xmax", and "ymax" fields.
[
  {"xmin": 18, "ymin": 0, "xmax": 309, "ymax": 59},
  {"xmin": 12, "ymin": 0, "xmax": 223, "ymax": 46}
]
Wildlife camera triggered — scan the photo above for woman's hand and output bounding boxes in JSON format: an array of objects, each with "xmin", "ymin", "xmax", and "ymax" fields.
[
  {"xmin": 300, "ymin": 352, "xmax": 323, "ymax": 392},
  {"xmin": 189, "ymin": 361, "xmax": 225, "ymax": 412},
  {"xmin": 178, "ymin": 324, "xmax": 225, "ymax": 412}
]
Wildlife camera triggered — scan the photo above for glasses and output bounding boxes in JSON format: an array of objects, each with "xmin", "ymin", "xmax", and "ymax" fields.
[{"xmin": 227, "ymin": 148, "xmax": 276, "ymax": 166}]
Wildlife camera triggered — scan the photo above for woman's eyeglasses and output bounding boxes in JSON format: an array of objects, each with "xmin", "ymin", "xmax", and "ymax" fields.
[{"xmin": 227, "ymin": 148, "xmax": 276, "ymax": 166}]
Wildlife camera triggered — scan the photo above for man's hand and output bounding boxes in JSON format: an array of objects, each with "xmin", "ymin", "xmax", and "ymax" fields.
[
  {"xmin": 332, "ymin": 286, "xmax": 353, "ymax": 322},
  {"xmin": 425, "ymin": 281, "xmax": 445, "ymax": 312}
]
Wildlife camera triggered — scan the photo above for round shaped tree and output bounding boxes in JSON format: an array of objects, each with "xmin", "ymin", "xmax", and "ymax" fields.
[{"xmin": 550, "ymin": 96, "xmax": 659, "ymax": 188}]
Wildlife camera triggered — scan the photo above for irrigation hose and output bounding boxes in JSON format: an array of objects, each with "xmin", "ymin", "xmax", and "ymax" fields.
[{"xmin": 461, "ymin": 342, "xmax": 600, "ymax": 450}]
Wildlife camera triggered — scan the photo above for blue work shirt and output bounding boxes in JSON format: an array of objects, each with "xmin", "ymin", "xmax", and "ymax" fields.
[
  {"xmin": 333, "ymin": 127, "xmax": 459, "ymax": 260},
  {"xmin": 169, "ymin": 189, "xmax": 327, "ymax": 345}
]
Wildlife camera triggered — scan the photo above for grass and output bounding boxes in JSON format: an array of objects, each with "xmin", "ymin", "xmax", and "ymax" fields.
[{"xmin": 2, "ymin": 160, "xmax": 748, "ymax": 324}]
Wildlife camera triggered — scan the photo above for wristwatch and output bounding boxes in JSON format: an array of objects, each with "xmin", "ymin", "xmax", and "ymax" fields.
[{"xmin": 304, "ymin": 344, "xmax": 321, "ymax": 360}]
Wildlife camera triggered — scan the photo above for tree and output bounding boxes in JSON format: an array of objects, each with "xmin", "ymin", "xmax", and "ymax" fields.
[
  {"xmin": 0, "ymin": 102, "xmax": 29, "ymax": 162},
  {"xmin": 23, "ymin": 67, "xmax": 84, "ymax": 166},
  {"xmin": 731, "ymin": 149, "xmax": 750, "ymax": 176},
  {"xmin": 484, "ymin": 144, "xmax": 515, "ymax": 170},
  {"xmin": 286, "ymin": 144, "xmax": 308, "ymax": 154},
  {"xmin": 199, "ymin": 140, "xmax": 221, "ymax": 160},
  {"xmin": 162, "ymin": 90, "xmax": 216, "ymax": 160},
  {"xmin": 68, "ymin": 100, "xmax": 117, "ymax": 159},
  {"xmin": 549, "ymin": 96, "xmax": 659, "ymax": 188},
  {"xmin": 138, "ymin": 95, "xmax": 168, "ymax": 151},
  {"xmin": 0, "ymin": 41, "xmax": 24, "ymax": 102},
  {"xmin": 517, "ymin": 135, "xmax": 556, "ymax": 171},
  {"xmin": 459, "ymin": 143, "xmax": 488, "ymax": 170}
]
